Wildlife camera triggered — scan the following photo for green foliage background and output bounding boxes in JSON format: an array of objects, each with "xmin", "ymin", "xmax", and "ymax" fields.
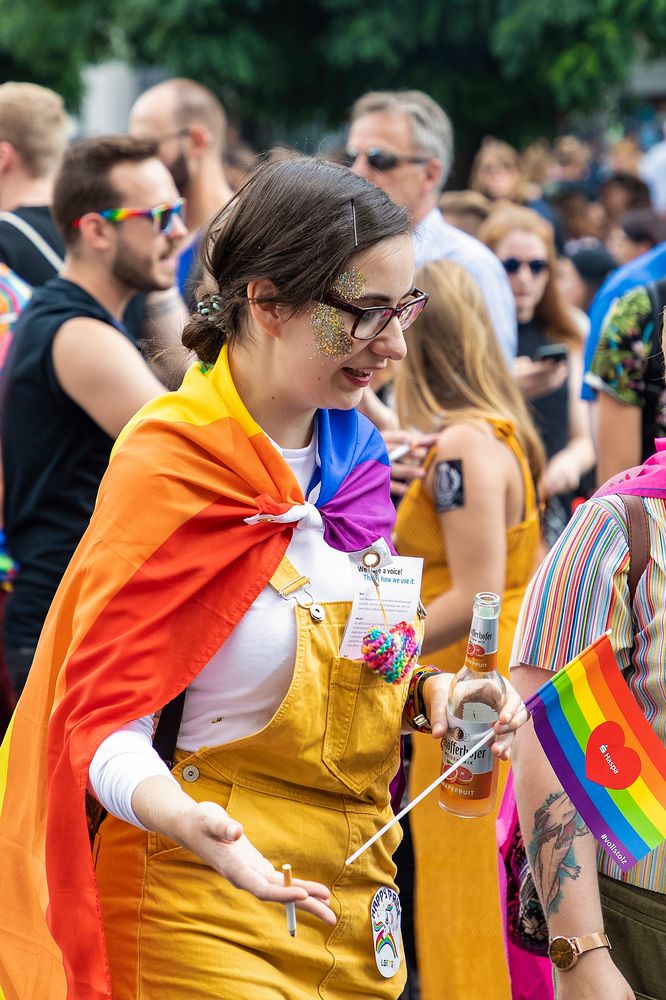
[{"xmin": 2, "ymin": 0, "xmax": 666, "ymax": 159}]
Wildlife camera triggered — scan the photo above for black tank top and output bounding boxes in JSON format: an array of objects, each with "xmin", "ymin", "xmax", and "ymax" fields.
[
  {"xmin": 518, "ymin": 319, "xmax": 569, "ymax": 460},
  {"xmin": 2, "ymin": 277, "xmax": 137, "ymax": 648}
]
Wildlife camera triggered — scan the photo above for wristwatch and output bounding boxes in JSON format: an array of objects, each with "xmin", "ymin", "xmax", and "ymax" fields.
[
  {"xmin": 548, "ymin": 932, "xmax": 611, "ymax": 970},
  {"xmin": 412, "ymin": 671, "xmax": 432, "ymax": 733}
]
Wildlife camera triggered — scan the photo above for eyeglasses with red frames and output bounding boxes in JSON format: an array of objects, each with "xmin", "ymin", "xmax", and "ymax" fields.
[
  {"xmin": 324, "ymin": 287, "xmax": 429, "ymax": 340},
  {"xmin": 72, "ymin": 197, "xmax": 186, "ymax": 235}
]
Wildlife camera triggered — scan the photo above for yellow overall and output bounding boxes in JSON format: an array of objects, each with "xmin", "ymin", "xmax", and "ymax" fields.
[
  {"xmin": 94, "ymin": 556, "xmax": 423, "ymax": 999},
  {"xmin": 394, "ymin": 418, "xmax": 540, "ymax": 1000}
]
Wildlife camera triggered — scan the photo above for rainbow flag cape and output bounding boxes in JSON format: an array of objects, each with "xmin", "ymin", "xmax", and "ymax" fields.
[
  {"xmin": 0, "ymin": 345, "xmax": 394, "ymax": 1000},
  {"xmin": 526, "ymin": 633, "xmax": 666, "ymax": 871}
]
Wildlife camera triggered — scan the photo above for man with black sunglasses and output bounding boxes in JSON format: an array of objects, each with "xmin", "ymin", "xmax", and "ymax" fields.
[
  {"xmin": 347, "ymin": 90, "xmax": 516, "ymax": 364},
  {"xmin": 1, "ymin": 135, "xmax": 189, "ymax": 696}
]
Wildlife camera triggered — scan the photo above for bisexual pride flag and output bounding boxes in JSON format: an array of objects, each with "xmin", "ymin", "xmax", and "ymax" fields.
[{"xmin": 526, "ymin": 633, "xmax": 666, "ymax": 870}]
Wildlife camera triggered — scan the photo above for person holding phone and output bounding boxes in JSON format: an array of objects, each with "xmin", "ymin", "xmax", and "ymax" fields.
[{"xmin": 480, "ymin": 205, "xmax": 595, "ymax": 544}]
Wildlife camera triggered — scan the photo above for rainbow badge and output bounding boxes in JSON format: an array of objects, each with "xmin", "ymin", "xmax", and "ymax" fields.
[{"xmin": 525, "ymin": 633, "xmax": 666, "ymax": 870}]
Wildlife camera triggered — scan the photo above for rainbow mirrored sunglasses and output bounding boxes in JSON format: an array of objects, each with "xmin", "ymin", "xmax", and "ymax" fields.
[{"xmin": 72, "ymin": 197, "xmax": 186, "ymax": 235}]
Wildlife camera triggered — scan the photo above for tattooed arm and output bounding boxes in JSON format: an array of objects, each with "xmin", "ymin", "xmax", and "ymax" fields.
[{"xmin": 512, "ymin": 665, "xmax": 635, "ymax": 1000}]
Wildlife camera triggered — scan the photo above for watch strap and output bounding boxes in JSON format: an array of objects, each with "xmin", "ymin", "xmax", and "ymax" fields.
[{"xmin": 575, "ymin": 931, "xmax": 611, "ymax": 956}]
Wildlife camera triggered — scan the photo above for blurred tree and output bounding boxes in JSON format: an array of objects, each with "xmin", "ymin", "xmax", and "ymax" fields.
[
  {"xmin": 113, "ymin": 0, "xmax": 666, "ymax": 168},
  {"xmin": 0, "ymin": 0, "xmax": 114, "ymax": 106},
  {"xmin": 2, "ymin": 0, "xmax": 666, "ymax": 170}
]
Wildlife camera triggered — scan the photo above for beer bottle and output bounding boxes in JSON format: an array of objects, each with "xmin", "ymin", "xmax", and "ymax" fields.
[{"xmin": 438, "ymin": 592, "xmax": 505, "ymax": 818}]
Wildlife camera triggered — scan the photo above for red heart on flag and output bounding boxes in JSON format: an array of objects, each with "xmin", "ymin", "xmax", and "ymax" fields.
[{"xmin": 585, "ymin": 721, "xmax": 642, "ymax": 790}]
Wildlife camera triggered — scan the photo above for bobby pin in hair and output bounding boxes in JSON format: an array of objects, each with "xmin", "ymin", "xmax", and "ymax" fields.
[{"xmin": 351, "ymin": 198, "xmax": 359, "ymax": 248}]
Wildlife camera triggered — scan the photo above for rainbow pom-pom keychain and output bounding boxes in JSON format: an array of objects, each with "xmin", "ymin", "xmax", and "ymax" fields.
[
  {"xmin": 362, "ymin": 621, "xmax": 420, "ymax": 684},
  {"xmin": 358, "ymin": 548, "xmax": 421, "ymax": 684}
]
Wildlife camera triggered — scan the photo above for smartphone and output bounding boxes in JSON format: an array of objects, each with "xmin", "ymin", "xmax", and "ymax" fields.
[{"xmin": 533, "ymin": 343, "xmax": 568, "ymax": 364}]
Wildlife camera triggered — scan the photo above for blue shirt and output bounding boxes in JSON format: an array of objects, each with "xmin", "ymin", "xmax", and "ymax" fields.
[
  {"xmin": 582, "ymin": 241, "xmax": 666, "ymax": 401},
  {"xmin": 177, "ymin": 236, "xmax": 201, "ymax": 312}
]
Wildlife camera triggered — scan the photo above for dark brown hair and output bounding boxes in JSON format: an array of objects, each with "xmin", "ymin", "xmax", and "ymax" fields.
[
  {"xmin": 183, "ymin": 156, "xmax": 410, "ymax": 364},
  {"xmin": 53, "ymin": 135, "xmax": 159, "ymax": 246}
]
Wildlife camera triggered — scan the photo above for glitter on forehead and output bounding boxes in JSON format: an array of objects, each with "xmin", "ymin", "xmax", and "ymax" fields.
[
  {"xmin": 310, "ymin": 303, "xmax": 353, "ymax": 358},
  {"xmin": 332, "ymin": 268, "xmax": 366, "ymax": 302}
]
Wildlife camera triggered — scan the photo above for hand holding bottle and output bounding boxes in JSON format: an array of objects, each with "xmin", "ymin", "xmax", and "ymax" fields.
[
  {"xmin": 422, "ymin": 672, "xmax": 529, "ymax": 756},
  {"xmin": 422, "ymin": 593, "xmax": 530, "ymax": 817}
]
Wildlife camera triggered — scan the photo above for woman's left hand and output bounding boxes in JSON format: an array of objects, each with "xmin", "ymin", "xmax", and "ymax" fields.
[{"xmin": 421, "ymin": 672, "xmax": 530, "ymax": 760}]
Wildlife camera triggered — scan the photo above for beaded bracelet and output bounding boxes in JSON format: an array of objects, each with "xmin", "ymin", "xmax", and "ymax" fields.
[{"xmin": 403, "ymin": 665, "xmax": 443, "ymax": 733}]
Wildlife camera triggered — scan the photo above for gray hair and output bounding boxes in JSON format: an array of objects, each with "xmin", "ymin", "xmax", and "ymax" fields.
[{"xmin": 350, "ymin": 90, "xmax": 454, "ymax": 190}]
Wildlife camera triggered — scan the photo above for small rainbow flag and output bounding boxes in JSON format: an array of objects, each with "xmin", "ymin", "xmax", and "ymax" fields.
[{"xmin": 526, "ymin": 633, "xmax": 666, "ymax": 870}]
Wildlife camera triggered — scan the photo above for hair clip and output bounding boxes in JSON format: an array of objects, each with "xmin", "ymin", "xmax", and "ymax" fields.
[
  {"xmin": 196, "ymin": 294, "xmax": 223, "ymax": 326},
  {"xmin": 351, "ymin": 198, "xmax": 359, "ymax": 248}
]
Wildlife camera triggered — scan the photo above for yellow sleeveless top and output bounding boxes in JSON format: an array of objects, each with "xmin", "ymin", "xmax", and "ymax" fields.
[
  {"xmin": 394, "ymin": 417, "xmax": 539, "ymax": 1000},
  {"xmin": 394, "ymin": 416, "xmax": 539, "ymax": 613}
]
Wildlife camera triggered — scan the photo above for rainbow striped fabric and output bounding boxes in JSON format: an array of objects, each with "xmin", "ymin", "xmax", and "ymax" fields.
[
  {"xmin": 526, "ymin": 633, "xmax": 666, "ymax": 871},
  {"xmin": 0, "ymin": 345, "xmax": 394, "ymax": 1000}
]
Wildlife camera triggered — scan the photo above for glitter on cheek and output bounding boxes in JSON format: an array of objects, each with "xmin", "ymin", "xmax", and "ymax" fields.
[
  {"xmin": 310, "ymin": 303, "xmax": 354, "ymax": 358},
  {"xmin": 332, "ymin": 267, "xmax": 366, "ymax": 302}
]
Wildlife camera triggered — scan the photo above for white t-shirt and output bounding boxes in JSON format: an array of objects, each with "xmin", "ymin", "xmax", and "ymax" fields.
[{"xmin": 89, "ymin": 432, "xmax": 355, "ymax": 827}]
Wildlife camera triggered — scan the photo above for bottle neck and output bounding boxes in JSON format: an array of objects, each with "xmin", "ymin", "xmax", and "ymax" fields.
[{"xmin": 464, "ymin": 611, "xmax": 499, "ymax": 674}]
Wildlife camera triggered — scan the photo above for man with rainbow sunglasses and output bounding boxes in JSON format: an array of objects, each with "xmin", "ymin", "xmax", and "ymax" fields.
[{"xmin": 1, "ymin": 134, "xmax": 188, "ymax": 696}]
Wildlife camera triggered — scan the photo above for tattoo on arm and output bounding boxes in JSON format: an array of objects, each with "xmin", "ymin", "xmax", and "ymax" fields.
[
  {"xmin": 433, "ymin": 459, "xmax": 464, "ymax": 513},
  {"xmin": 528, "ymin": 791, "xmax": 589, "ymax": 917}
]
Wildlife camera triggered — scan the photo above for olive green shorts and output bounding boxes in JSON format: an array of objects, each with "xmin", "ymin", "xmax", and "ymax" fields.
[{"xmin": 599, "ymin": 873, "xmax": 666, "ymax": 1000}]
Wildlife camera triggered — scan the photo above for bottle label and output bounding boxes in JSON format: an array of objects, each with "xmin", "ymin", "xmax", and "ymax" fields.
[
  {"xmin": 441, "ymin": 717, "xmax": 494, "ymax": 799},
  {"xmin": 463, "ymin": 615, "xmax": 498, "ymax": 673}
]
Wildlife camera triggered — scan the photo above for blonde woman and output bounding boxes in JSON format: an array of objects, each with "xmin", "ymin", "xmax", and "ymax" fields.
[{"xmin": 394, "ymin": 259, "xmax": 544, "ymax": 1000}]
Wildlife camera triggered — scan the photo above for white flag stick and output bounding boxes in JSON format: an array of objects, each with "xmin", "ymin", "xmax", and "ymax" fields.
[{"xmin": 345, "ymin": 728, "xmax": 495, "ymax": 866}]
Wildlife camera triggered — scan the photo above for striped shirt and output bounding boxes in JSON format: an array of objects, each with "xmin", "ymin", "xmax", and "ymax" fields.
[{"xmin": 512, "ymin": 494, "xmax": 666, "ymax": 892}]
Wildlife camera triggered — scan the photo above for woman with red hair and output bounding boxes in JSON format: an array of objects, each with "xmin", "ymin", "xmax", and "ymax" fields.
[{"xmin": 480, "ymin": 205, "xmax": 595, "ymax": 544}]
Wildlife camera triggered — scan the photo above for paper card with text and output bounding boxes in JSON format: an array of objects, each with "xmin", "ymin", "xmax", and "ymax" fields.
[{"xmin": 339, "ymin": 556, "xmax": 423, "ymax": 659}]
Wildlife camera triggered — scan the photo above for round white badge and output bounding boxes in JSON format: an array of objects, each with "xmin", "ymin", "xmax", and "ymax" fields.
[{"xmin": 370, "ymin": 886, "xmax": 402, "ymax": 978}]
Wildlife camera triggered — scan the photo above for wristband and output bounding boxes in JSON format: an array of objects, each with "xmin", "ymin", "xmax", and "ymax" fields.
[{"xmin": 404, "ymin": 665, "xmax": 442, "ymax": 733}]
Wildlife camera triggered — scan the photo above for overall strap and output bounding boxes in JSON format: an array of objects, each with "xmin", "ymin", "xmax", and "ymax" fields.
[
  {"xmin": 490, "ymin": 418, "xmax": 538, "ymax": 516},
  {"xmin": 152, "ymin": 689, "xmax": 187, "ymax": 769},
  {"xmin": 268, "ymin": 554, "xmax": 310, "ymax": 596},
  {"xmin": 0, "ymin": 211, "xmax": 65, "ymax": 271}
]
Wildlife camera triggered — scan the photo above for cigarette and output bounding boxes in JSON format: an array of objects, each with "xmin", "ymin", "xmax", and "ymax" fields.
[
  {"xmin": 388, "ymin": 443, "xmax": 411, "ymax": 462},
  {"xmin": 282, "ymin": 864, "xmax": 297, "ymax": 937}
]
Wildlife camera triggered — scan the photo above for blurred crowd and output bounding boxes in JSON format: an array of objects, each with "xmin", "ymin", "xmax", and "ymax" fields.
[{"xmin": 1, "ymin": 77, "xmax": 665, "ymax": 1000}]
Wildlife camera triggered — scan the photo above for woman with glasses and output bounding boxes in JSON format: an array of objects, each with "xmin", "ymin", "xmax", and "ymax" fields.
[
  {"xmin": 0, "ymin": 156, "xmax": 529, "ymax": 1000},
  {"xmin": 392, "ymin": 258, "xmax": 545, "ymax": 1000},
  {"xmin": 480, "ymin": 204, "xmax": 595, "ymax": 546}
]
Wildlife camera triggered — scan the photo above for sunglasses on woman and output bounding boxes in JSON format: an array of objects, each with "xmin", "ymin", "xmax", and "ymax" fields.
[
  {"xmin": 341, "ymin": 148, "xmax": 430, "ymax": 172},
  {"xmin": 324, "ymin": 288, "xmax": 429, "ymax": 340},
  {"xmin": 72, "ymin": 197, "xmax": 186, "ymax": 235},
  {"xmin": 501, "ymin": 257, "xmax": 549, "ymax": 276}
]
